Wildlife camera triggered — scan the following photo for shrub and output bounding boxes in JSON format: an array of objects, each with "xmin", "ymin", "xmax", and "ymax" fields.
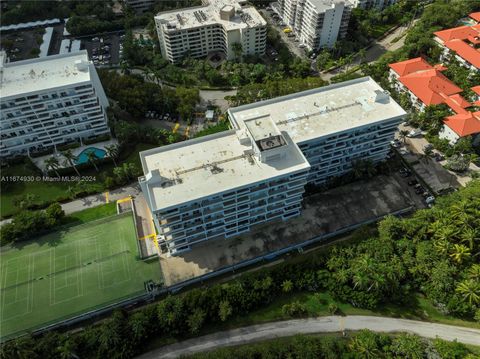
[
  {"xmin": 282, "ymin": 301, "xmax": 308, "ymax": 317},
  {"xmin": 328, "ymin": 303, "xmax": 339, "ymax": 315}
]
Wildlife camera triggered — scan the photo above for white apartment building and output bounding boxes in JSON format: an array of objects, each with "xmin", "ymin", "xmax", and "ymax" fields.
[
  {"xmin": 229, "ymin": 77, "xmax": 406, "ymax": 186},
  {"xmin": 277, "ymin": 0, "xmax": 352, "ymax": 50},
  {"xmin": 154, "ymin": 0, "xmax": 267, "ymax": 63},
  {"xmin": 0, "ymin": 50, "xmax": 110, "ymax": 158},
  {"xmin": 140, "ymin": 77, "xmax": 405, "ymax": 255},
  {"xmin": 349, "ymin": 0, "xmax": 397, "ymax": 9},
  {"xmin": 124, "ymin": 0, "xmax": 155, "ymax": 13},
  {"xmin": 139, "ymin": 117, "xmax": 310, "ymax": 255}
]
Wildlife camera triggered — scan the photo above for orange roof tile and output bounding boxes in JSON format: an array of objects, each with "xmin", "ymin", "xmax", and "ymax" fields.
[
  {"xmin": 443, "ymin": 39, "xmax": 480, "ymax": 69},
  {"xmin": 442, "ymin": 94, "xmax": 472, "ymax": 114},
  {"xmin": 434, "ymin": 25, "xmax": 478, "ymax": 42},
  {"xmin": 398, "ymin": 69, "xmax": 462, "ymax": 106},
  {"xmin": 388, "ymin": 57, "xmax": 432, "ymax": 76},
  {"xmin": 471, "ymin": 85, "xmax": 480, "ymax": 95},
  {"xmin": 444, "ymin": 112, "xmax": 480, "ymax": 137},
  {"xmin": 470, "ymin": 12, "xmax": 480, "ymax": 22}
]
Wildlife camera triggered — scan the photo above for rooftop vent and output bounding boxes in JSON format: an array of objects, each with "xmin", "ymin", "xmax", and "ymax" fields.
[
  {"xmin": 74, "ymin": 59, "xmax": 88, "ymax": 72},
  {"xmin": 374, "ymin": 90, "xmax": 389, "ymax": 103}
]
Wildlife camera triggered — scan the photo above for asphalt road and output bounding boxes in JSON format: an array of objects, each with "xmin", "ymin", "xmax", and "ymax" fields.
[{"xmin": 137, "ymin": 316, "xmax": 480, "ymax": 358}]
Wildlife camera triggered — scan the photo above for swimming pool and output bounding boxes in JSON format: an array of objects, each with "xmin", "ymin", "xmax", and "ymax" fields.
[{"xmin": 75, "ymin": 147, "xmax": 107, "ymax": 165}]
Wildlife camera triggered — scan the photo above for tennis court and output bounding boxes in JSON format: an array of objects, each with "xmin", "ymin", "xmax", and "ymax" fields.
[{"xmin": 0, "ymin": 213, "xmax": 162, "ymax": 339}]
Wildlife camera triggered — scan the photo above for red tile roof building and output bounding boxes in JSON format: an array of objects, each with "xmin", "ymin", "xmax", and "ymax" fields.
[
  {"xmin": 469, "ymin": 12, "xmax": 480, "ymax": 23},
  {"xmin": 434, "ymin": 24, "xmax": 480, "ymax": 70},
  {"xmin": 389, "ymin": 57, "xmax": 480, "ymax": 144}
]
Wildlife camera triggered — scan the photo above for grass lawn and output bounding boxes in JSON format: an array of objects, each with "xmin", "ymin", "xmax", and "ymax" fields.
[
  {"xmin": 0, "ymin": 162, "xmax": 104, "ymax": 219},
  {"xmin": 64, "ymin": 202, "xmax": 118, "ymax": 224},
  {"xmin": 0, "ymin": 213, "xmax": 163, "ymax": 339}
]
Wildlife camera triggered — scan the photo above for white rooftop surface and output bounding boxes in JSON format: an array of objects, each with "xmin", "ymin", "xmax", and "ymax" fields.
[
  {"xmin": 229, "ymin": 77, "xmax": 407, "ymax": 144},
  {"xmin": 140, "ymin": 130, "xmax": 310, "ymax": 211},
  {"xmin": 0, "ymin": 50, "xmax": 91, "ymax": 99},
  {"xmin": 155, "ymin": 0, "xmax": 266, "ymax": 31},
  {"xmin": 310, "ymin": 0, "xmax": 344, "ymax": 13}
]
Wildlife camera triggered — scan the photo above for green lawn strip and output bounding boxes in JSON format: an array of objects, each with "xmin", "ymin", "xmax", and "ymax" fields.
[
  {"xmin": 0, "ymin": 214, "xmax": 162, "ymax": 339},
  {"xmin": 63, "ymin": 202, "xmax": 118, "ymax": 225}
]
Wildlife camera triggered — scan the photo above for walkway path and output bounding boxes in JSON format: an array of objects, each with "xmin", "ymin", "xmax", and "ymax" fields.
[{"xmin": 137, "ymin": 316, "xmax": 480, "ymax": 358}]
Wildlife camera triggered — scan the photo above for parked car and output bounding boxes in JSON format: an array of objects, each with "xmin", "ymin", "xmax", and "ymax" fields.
[
  {"xmin": 415, "ymin": 186, "xmax": 425, "ymax": 194},
  {"xmin": 390, "ymin": 140, "xmax": 401, "ymax": 148},
  {"xmin": 408, "ymin": 179, "xmax": 418, "ymax": 186},
  {"xmin": 399, "ymin": 168, "xmax": 411, "ymax": 177},
  {"xmin": 399, "ymin": 148, "xmax": 409, "ymax": 155},
  {"xmin": 406, "ymin": 129, "xmax": 422, "ymax": 138},
  {"xmin": 434, "ymin": 153, "xmax": 445, "ymax": 161},
  {"xmin": 299, "ymin": 44, "xmax": 306, "ymax": 48},
  {"xmin": 92, "ymin": 37, "xmax": 99, "ymax": 41},
  {"xmin": 425, "ymin": 196, "xmax": 435, "ymax": 204}
]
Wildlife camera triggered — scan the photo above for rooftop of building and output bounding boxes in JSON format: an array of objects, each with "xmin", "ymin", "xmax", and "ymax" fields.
[
  {"xmin": 388, "ymin": 57, "xmax": 435, "ymax": 76},
  {"xmin": 139, "ymin": 129, "xmax": 310, "ymax": 211},
  {"xmin": 434, "ymin": 24, "xmax": 480, "ymax": 69},
  {"xmin": 309, "ymin": 0, "xmax": 348, "ymax": 13},
  {"xmin": 0, "ymin": 50, "xmax": 93, "ymax": 99},
  {"xmin": 444, "ymin": 111, "xmax": 480, "ymax": 137},
  {"xmin": 389, "ymin": 58, "xmax": 463, "ymax": 106},
  {"xmin": 472, "ymin": 85, "xmax": 480, "ymax": 95},
  {"xmin": 470, "ymin": 12, "xmax": 480, "ymax": 23},
  {"xmin": 154, "ymin": 0, "xmax": 266, "ymax": 32},
  {"xmin": 228, "ymin": 77, "xmax": 406, "ymax": 144}
]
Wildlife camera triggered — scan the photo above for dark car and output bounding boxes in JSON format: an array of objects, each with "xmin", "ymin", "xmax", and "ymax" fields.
[
  {"xmin": 415, "ymin": 186, "xmax": 425, "ymax": 194},
  {"xmin": 408, "ymin": 179, "xmax": 418, "ymax": 186},
  {"xmin": 434, "ymin": 153, "xmax": 445, "ymax": 162}
]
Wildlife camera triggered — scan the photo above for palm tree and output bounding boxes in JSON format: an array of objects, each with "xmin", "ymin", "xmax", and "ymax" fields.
[
  {"xmin": 104, "ymin": 144, "xmax": 119, "ymax": 167},
  {"xmin": 460, "ymin": 227, "xmax": 478, "ymax": 250},
  {"xmin": 449, "ymin": 243, "xmax": 471, "ymax": 264},
  {"xmin": 399, "ymin": 130, "xmax": 409, "ymax": 144},
  {"xmin": 45, "ymin": 156, "xmax": 61, "ymax": 177},
  {"xmin": 422, "ymin": 147, "xmax": 433, "ymax": 163},
  {"xmin": 468, "ymin": 264, "xmax": 480, "ymax": 281},
  {"xmin": 62, "ymin": 149, "xmax": 80, "ymax": 176},
  {"xmin": 86, "ymin": 151, "xmax": 99, "ymax": 172},
  {"xmin": 348, "ymin": 330, "xmax": 381, "ymax": 359},
  {"xmin": 455, "ymin": 279, "xmax": 480, "ymax": 305},
  {"xmin": 231, "ymin": 42, "xmax": 243, "ymax": 62}
]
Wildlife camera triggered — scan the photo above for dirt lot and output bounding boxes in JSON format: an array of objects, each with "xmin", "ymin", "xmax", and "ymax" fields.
[{"xmin": 159, "ymin": 174, "xmax": 417, "ymax": 286}]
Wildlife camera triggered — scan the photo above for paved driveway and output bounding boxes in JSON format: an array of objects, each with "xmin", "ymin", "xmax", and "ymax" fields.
[{"xmin": 137, "ymin": 316, "xmax": 480, "ymax": 358}]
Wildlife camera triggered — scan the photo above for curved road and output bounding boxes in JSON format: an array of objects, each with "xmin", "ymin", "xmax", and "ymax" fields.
[{"xmin": 137, "ymin": 316, "xmax": 480, "ymax": 358}]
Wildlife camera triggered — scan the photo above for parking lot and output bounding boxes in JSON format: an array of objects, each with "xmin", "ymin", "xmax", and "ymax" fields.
[
  {"xmin": 259, "ymin": 7, "xmax": 309, "ymax": 59},
  {"xmin": 82, "ymin": 33, "xmax": 123, "ymax": 66},
  {"xmin": 158, "ymin": 174, "xmax": 417, "ymax": 286},
  {"xmin": 0, "ymin": 23, "xmax": 64, "ymax": 61}
]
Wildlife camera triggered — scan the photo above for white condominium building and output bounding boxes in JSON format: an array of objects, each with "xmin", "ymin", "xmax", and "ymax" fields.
[
  {"xmin": 229, "ymin": 77, "xmax": 406, "ymax": 186},
  {"xmin": 277, "ymin": 0, "xmax": 352, "ymax": 50},
  {"xmin": 0, "ymin": 50, "xmax": 110, "ymax": 158},
  {"xmin": 349, "ymin": 0, "xmax": 397, "ymax": 9},
  {"xmin": 124, "ymin": 0, "xmax": 155, "ymax": 13},
  {"xmin": 154, "ymin": 0, "xmax": 267, "ymax": 63},
  {"xmin": 139, "ymin": 117, "xmax": 310, "ymax": 255},
  {"xmin": 140, "ymin": 77, "xmax": 405, "ymax": 255}
]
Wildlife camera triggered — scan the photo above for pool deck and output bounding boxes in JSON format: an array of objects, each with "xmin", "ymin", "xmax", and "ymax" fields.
[{"xmin": 31, "ymin": 139, "xmax": 118, "ymax": 172}]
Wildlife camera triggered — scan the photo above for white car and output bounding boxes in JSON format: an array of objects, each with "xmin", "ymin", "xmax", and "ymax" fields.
[
  {"xmin": 425, "ymin": 196, "xmax": 435, "ymax": 204},
  {"xmin": 299, "ymin": 44, "xmax": 306, "ymax": 48}
]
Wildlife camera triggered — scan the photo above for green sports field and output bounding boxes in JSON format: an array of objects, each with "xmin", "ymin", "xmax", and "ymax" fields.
[{"xmin": 0, "ymin": 213, "xmax": 162, "ymax": 339}]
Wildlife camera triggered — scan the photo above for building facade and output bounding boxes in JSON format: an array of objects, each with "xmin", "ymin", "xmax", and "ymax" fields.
[
  {"xmin": 277, "ymin": 0, "xmax": 352, "ymax": 50},
  {"xmin": 349, "ymin": 0, "xmax": 397, "ymax": 9},
  {"xmin": 124, "ymin": 0, "xmax": 155, "ymax": 13},
  {"xmin": 229, "ymin": 77, "xmax": 406, "ymax": 186},
  {"xmin": 0, "ymin": 51, "xmax": 110, "ymax": 158},
  {"xmin": 139, "ymin": 118, "xmax": 310, "ymax": 255},
  {"xmin": 154, "ymin": 0, "xmax": 267, "ymax": 63}
]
